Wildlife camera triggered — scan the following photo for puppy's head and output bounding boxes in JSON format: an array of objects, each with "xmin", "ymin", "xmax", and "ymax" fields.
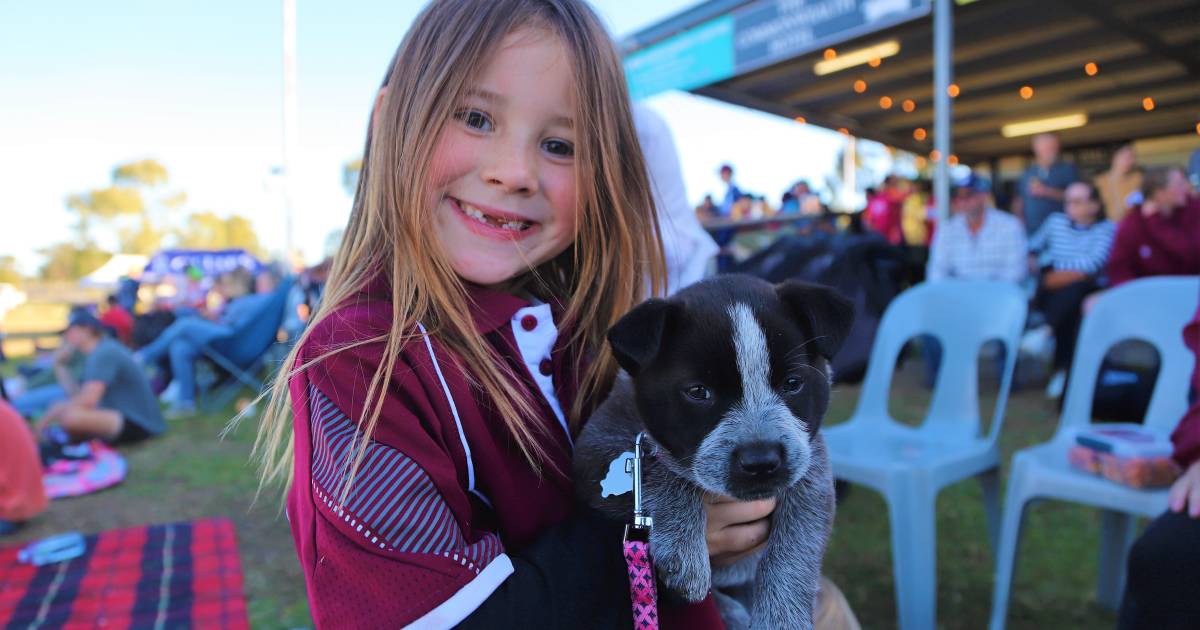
[{"xmin": 609, "ymin": 275, "xmax": 853, "ymax": 500}]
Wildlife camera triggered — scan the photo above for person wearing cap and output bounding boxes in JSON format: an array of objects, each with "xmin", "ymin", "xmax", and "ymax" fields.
[
  {"xmin": 34, "ymin": 308, "xmax": 164, "ymax": 444},
  {"xmin": 927, "ymin": 172, "xmax": 1028, "ymax": 284}
]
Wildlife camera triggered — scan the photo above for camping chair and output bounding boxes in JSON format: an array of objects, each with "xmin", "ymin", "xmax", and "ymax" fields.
[
  {"xmin": 822, "ymin": 280, "xmax": 1027, "ymax": 630},
  {"xmin": 988, "ymin": 276, "xmax": 1200, "ymax": 630},
  {"xmin": 196, "ymin": 277, "xmax": 295, "ymax": 412}
]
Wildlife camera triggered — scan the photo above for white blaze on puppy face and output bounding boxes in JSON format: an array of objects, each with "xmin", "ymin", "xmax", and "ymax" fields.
[{"xmin": 690, "ymin": 302, "xmax": 814, "ymax": 496}]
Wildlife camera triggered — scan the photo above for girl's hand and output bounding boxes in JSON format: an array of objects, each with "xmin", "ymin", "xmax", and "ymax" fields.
[
  {"xmin": 1168, "ymin": 461, "xmax": 1200, "ymax": 518},
  {"xmin": 703, "ymin": 493, "xmax": 776, "ymax": 567}
]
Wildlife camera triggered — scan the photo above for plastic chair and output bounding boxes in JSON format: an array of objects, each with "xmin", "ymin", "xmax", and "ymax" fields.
[
  {"xmin": 988, "ymin": 276, "xmax": 1200, "ymax": 630},
  {"xmin": 823, "ymin": 280, "xmax": 1027, "ymax": 630},
  {"xmin": 197, "ymin": 277, "xmax": 294, "ymax": 412}
]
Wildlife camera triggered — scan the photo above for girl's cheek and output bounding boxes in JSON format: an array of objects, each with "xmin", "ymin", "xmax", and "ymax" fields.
[
  {"xmin": 545, "ymin": 167, "xmax": 579, "ymax": 227},
  {"xmin": 429, "ymin": 129, "xmax": 473, "ymax": 188}
]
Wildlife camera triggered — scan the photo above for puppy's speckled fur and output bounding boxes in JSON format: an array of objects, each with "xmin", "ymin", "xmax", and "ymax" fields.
[{"xmin": 574, "ymin": 276, "xmax": 853, "ymax": 630}]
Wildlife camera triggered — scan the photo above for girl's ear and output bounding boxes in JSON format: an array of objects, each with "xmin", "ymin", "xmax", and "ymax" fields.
[{"xmin": 607, "ymin": 299, "xmax": 679, "ymax": 377}]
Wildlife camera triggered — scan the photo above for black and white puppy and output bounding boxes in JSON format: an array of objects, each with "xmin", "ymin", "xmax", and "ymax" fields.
[{"xmin": 574, "ymin": 275, "xmax": 854, "ymax": 629}]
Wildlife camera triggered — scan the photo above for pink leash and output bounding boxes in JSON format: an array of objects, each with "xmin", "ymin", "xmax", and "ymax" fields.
[{"xmin": 623, "ymin": 432, "xmax": 659, "ymax": 629}]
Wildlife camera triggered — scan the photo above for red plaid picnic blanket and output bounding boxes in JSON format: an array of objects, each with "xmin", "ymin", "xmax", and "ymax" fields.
[{"xmin": 0, "ymin": 518, "xmax": 249, "ymax": 629}]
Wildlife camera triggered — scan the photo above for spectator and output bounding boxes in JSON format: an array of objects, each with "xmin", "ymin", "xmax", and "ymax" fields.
[
  {"xmin": 1028, "ymin": 182, "xmax": 1116, "ymax": 398},
  {"xmin": 135, "ymin": 271, "xmax": 281, "ymax": 416},
  {"xmin": 1118, "ymin": 284, "xmax": 1200, "ymax": 629},
  {"xmin": 717, "ymin": 163, "xmax": 743, "ymax": 217},
  {"xmin": 9, "ymin": 344, "xmax": 81, "ymax": 418},
  {"xmin": 923, "ymin": 172, "xmax": 1026, "ymax": 387},
  {"xmin": 1094, "ymin": 143, "xmax": 1142, "ymax": 222},
  {"xmin": 35, "ymin": 309, "xmax": 163, "ymax": 444},
  {"xmin": 99, "ymin": 294, "xmax": 134, "ymax": 346},
  {"xmin": 1188, "ymin": 147, "xmax": 1200, "ymax": 191},
  {"xmin": 1013, "ymin": 133, "xmax": 1079, "ymax": 235},
  {"xmin": 781, "ymin": 180, "xmax": 820, "ymax": 215},
  {"xmin": 864, "ymin": 176, "xmax": 905, "ymax": 245},
  {"xmin": 927, "ymin": 172, "xmax": 1028, "ymax": 283},
  {"xmin": 0, "ymin": 399, "xmax": 47, "ymax": 536},
  {"xmin": 1105, "ymin": 165, "xmax": 1200, "ymax": 288}
]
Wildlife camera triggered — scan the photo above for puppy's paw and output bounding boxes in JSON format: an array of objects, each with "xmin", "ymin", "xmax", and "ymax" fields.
[{"xmin": 652, "ymin": 534, "xmax": 711, "ymax": 602}]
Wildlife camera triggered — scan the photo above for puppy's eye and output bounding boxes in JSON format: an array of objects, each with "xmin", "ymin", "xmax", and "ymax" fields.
[
  {"xmin": 781, "ymin": 376, "xmax": 805, "ymax": 394},
  {"xmin": 683, "ymin": 385, "xmax": 711, "ymax": 402}
]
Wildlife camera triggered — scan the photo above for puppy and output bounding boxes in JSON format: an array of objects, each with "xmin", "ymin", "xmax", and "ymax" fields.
[{"xmin": 574, "ymin": 275, "xmax": 854, "ymax": 629}]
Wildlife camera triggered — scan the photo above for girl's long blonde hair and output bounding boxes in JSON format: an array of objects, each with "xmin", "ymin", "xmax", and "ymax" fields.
[{"xmin": 250, "ymin": 0, "xmax": 665, "ymax": 497}]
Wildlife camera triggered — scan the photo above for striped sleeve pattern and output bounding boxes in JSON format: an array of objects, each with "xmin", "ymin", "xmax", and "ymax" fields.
[
  {"xmin": 1037, "ymin": 214, "xmax": 1116, "ymax": 274},
  {"xmin": 307, "ymin": 384, "xmax": 503, "ymax": 575}
]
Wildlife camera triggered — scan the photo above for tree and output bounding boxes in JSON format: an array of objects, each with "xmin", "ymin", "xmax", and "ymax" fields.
[
  {"xmin": 0, "ymin": 256, "xmax": 23, "ymax": 284},
  {"xmin": 37, "ymin": 242, "xmax": 111, "ymax": 281},
  {"xmin": 175, "ymin": 211, "xmax": 264, "ymax": 256},
  {"xmin": 64, "ymin": 158, "xmax": 184, "ymax": 255}
]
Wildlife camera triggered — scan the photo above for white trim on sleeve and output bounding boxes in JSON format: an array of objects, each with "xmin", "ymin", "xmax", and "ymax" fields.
[{"xmin": 403, "ymin": 553, "xmax": 515, "ymax": 629}]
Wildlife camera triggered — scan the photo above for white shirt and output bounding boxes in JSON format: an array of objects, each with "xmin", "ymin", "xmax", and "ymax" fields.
[
  {"xmin": 927, "ymin": 208, "xmax": 1028, "ymax": 283},
  {"xmin": 634, "ymin": 104, "xmax": 719, "ymax": 295}
]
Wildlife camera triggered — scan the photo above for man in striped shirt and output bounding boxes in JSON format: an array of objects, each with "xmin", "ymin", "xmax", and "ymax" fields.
[{"xmin": 1029, "ymin": 181, "xmax": 1116, "ymax": 396}]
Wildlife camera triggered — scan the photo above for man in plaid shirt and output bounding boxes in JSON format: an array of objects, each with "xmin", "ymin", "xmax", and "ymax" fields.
[{"xmin": 927, "ymin": 172, "xmax": 1028, "ymax": 283}]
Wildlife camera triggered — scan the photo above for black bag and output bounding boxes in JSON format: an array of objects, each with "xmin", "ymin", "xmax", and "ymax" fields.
[
  {"xmin": 1090, "ymin": 341, "xmax": 1159, "ymax": 423},
  {"xmin": 132, "ymin": 311, "xmax": 176, "ymax": 350}
]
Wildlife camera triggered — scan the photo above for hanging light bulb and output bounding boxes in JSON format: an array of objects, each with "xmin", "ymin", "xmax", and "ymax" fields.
[
  {"xmin": 1084, "ymin": 62, "xmax": 1098, "ymax": 76},
  {"xmin": 794, "ymin": 116, "xmax": 807, "ymax": 124},
  {"xmin": 947, "ymin": 155, "xmax": 959, "ymax": 166},
  {"xmin": 1143, "ymin": 97, "xmax": 1155, "ymax": 111},
  {"xmin": 913, "ymin": 128, "xmax": 927, "ymax": 141},
  {"xmin": 902, "ymin": 99, "xmax": 916, "ymax": 113},
  {"xmin": 824, "ymin": 48, "xmax": 837, "ymax": 60},
  {"xmin": 1020, "ymin": 86, "xmax": 1034, "ymax": 100},
  {"xmin": 853, "ymin": 79, "xmax": 868, "ymax": 93},
  {"xmin": 947, "ymin": 83, "xmax": 960, "ymax": 98},
  {"xmin": 880, "ymin": 96, "xmax": 893, "ymax": 109},
  {"xmin": 930, "ymin": 150, "xmax": 942, "ymax": 162}
]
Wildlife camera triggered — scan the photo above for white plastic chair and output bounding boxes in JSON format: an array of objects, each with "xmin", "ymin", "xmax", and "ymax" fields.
[
  {"xmin": 824, "ymin": 280, "xmax": 1028, "ymax": 630},
  {"xmin": 989, "ymin": 276, "xmax": 1200, "ymax": 630}
]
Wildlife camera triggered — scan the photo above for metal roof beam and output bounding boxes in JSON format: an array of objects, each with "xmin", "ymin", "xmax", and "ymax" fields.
[{"xmin": 1057, "ymin": 0, "xmax": 1200, "ymax": 75}]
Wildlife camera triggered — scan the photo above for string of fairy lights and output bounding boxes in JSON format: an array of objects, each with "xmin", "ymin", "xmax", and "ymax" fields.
[{"xmin": 795, "ymin": 39, "xmax": 1200, "ymax": 166}]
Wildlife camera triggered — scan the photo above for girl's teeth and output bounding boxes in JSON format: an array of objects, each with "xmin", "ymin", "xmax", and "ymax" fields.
[{"xmin": 460, "ymin": 201, "xmax": 530, "ymax": 231}]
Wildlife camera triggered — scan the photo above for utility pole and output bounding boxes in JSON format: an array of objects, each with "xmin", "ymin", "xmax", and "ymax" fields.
[{"xmin": 282, "ymin": 0, "xmax": 298, "ymax": 261}]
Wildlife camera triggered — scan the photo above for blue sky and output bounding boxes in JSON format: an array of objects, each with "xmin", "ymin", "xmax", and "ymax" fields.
[{"xmin": 0, "ymin": 0, "xmax": 849, "ymax": 270}]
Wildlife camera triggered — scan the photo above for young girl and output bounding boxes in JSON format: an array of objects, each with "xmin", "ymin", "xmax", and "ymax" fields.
[{"xmin": 251, "ymin": 1, "xmax": 773, "ymax": 627}]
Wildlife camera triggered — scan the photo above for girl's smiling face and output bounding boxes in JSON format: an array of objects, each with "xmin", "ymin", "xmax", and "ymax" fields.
[{"xmin": 429, "ymin": 29, "xmax": 579, "ymax": 288}]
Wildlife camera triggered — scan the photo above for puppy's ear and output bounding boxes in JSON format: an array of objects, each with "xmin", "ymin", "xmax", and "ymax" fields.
[
  {"xmin": 775, "ymin": 281, "xmax": 855, "ymax": 360},
  {"xmin": 607, "ymin": 299, "xmax": 679, "ymax": 376}
]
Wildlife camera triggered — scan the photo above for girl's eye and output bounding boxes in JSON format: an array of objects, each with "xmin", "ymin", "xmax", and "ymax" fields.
[
  {"xmin": 781, "ymin": 376, "xmax": 805, "ymax": 394},
  {"xmin": 684, "ymin": 385, "xmax": 711, "ymax": 402},
  {"xmin": 542, "ymin": 139, "xmax": 574, "ymax": 158},
  {"xmin": 455, "ymin": 109, "xmax": 493, "ymax": 131}
]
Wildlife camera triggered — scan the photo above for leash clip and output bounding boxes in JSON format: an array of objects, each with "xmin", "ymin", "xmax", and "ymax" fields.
[{"xmin": 623, "ymin": 432, "xmax": 654, "ymax": 540}]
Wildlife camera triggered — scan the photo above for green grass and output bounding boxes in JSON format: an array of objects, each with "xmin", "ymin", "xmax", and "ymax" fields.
[{"xmin": 11, "ymin": 359, "xmax": 1122, "ymax": 629}]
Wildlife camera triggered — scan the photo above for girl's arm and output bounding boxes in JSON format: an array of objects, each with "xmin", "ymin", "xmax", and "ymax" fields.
[{"xmin": 292, "ymin": 333, "xmax": 641, "ymax": 629}]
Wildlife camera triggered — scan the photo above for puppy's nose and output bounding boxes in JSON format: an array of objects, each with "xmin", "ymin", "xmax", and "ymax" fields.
[{"xmin": 734, "ymin": 442, "xmax": 783, "ymax": 477}]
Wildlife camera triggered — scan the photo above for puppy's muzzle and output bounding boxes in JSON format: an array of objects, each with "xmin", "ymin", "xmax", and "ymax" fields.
[{"xmin": 729, "ymin": 441, "xmax": 789, "ymax": 495}]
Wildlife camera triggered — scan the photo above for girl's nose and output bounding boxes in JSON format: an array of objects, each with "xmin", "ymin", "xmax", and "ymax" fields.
[{"xmin": 481, "ymin": 141, "xmax": 538, "ymax": 196}]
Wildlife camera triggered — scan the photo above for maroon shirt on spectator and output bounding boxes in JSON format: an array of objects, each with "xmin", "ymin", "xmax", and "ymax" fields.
[
  {"xmin": 285, "ymin": 277, "xmax": 723, "ymax": 628},
  {"xmin": 1171, "ymin": 288, "xmax": 1200, "ymax": 468},
  {"xmin": 1106, "ymin": 195, "xmax": 1200, "ymax": 287}
]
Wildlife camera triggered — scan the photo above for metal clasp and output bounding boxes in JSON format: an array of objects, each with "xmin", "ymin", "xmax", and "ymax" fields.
[{"xmin": 623, "ymin": 432, "xmax": 654, "ymax": 541}]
